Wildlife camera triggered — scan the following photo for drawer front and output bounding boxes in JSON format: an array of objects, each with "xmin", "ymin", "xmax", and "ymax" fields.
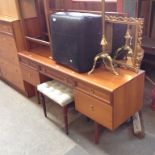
[
  {"xmin": 0, "ymin": 22, "xmax": 13, "ymax": 34},
  {"xmin": 0, "ymin": 33, "xmax": 18, "ymax": 65},
  {"xmin": 40, "ymin": 66, "xmax": 76, "ymax": 87},
  {"xmin": 0, "ymin": 59, "xmax": 25, "ymax": 90},
  {"xmin": 76, "ymin": 81, "xmax": 111, "ymax": 104},
  {"xmin": 74, "ymin": 89, "xmax": 113, "ymax": 129},
  {"xmin": 20, "ymin": 63, "xmax": 40, "ymax": 86},
  {"xmin": 19, "ymin": 57, "xmax": 39, "ymax": 70}
]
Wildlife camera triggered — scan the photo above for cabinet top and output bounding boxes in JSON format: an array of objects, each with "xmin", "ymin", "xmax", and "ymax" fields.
[
  {"xmin": 18, "ymin": 48, "xmax": 145, "ymax": 92},
  {"xmin": 0, "ymin": 15, "xmax": 18, "ymax": 23}
]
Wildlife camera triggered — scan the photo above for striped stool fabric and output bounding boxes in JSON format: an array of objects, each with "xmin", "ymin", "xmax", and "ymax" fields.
[{"xmin": 37, "ymin": 80, "xmax": 74, "ymax": 134}]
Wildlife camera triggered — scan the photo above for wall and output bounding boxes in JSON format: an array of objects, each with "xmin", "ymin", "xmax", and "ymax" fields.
[
  {"xmin": 0, "ymin": 0, "xmax": 19, "ymax": 19},
  {"xmin": 123, "ymin": 0, "xmax": 137, "ymax": 17}
]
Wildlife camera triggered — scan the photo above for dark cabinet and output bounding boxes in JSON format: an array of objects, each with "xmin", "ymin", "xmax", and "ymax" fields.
[{"xmin": 139, "ymin": 0, "xmax": 155, "ymax": 69}]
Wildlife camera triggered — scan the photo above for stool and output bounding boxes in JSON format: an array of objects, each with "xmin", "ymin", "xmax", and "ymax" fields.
[{"xmin": 37, "ymin": 80, "xmax": 74, "ymax": 134}]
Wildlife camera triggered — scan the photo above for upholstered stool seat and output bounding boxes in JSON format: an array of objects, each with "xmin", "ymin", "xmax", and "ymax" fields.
[{"xmin": 37, "ymin": 80, "xmax": 74, "ymax": 134}]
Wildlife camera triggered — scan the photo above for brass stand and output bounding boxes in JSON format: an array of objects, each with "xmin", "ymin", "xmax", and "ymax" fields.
[
  {"xmin": 88, "ymin": 35, "xmax": 119, "ymax": 75},
  {"xmin": 114, "ymin": 26, "xmax": 133, "ymax": 62}
]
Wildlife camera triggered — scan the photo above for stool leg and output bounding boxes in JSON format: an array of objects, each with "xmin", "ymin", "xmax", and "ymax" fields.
[
  {"xmin": 35, "ymin": 88, "xmax": 40, "ymax": 104},
  {"xmin": 40, "ymin": 93, "xmax": 47, "ymax": 117},
  {"xmin": 63, "ymin": 105, "xmax": 68, "ymax": 135},
  {"xmin": 94, "ymin": 122, "xmax": 100, "ymax": 144}
]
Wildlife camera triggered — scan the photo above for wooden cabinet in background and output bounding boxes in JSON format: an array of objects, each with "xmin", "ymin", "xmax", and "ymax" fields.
[
  {"xmin": 0, "ymin": 0, "xmax": 19, "ymax": 19},
  {"xmin": 0, "ymin": 16, "xmax": 27, "ymax": 94},
  {"xmin": 139, "ymin": 0, "xmax": 155, "ymax": 69}
]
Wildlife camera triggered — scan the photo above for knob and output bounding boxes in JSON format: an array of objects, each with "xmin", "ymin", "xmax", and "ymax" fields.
[{"xmin": 90, "ymin": 105, "xmax": 94, "ymax": 111}]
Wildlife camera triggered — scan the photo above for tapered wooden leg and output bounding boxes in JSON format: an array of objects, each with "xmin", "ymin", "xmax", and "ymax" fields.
[
  {"xmin": 40, "ymin": 93, "xmax": 47, "ymax": 117},
  {"xmin": 63, "ymin": 105, "xmax": 68, "ymax": 135},
  {"xmin": 94, "ymin": 122, "xmax": 100, "ymax": 144},
  {"xmin": 35, "ymin": 88, "xmax": 40, "ymax": 104}
]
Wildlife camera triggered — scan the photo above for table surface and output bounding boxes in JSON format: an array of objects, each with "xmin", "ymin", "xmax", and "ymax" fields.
[{"xmin": 18, "ymin": 48, "xmax": 144, "ymax": 92}]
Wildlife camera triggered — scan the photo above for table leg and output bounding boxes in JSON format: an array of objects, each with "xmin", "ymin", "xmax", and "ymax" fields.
[
  {"xmin": 94, "ymin": 122, "xmax": 100, "ymax": 144},
  {"xmin": 63, "ymin": 105, "xmax": 69, "ymax": 135},
  {"xmin": 35, "ymin": 88, "xmax": 40, "ymax": 104}
]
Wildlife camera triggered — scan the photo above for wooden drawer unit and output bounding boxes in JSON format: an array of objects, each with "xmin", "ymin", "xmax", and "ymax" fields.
[
  {"xmin": 19, "ymin": 57, "xmax": 39, "ymax": 70},
  {"xmin": 0, "ymin": 22, "xmax": 13, "ymax": 34},
  {"xmin": 74, "ymin": 89, "xmax": 113, "ymax": 129},
  {"xmin": 76, "ymin": 81, "xmax": 111, "ymax": 104},
  {"xmin": 0, "ymin": 59, "xmax": 24, "ymax": 90},
  {"xmin": 20, "ymin": 63, "xmax": 40, "ymax": 86},
  {"xmin": 0, "ymin": 33, "xmax": 19, "ymax": 65}
]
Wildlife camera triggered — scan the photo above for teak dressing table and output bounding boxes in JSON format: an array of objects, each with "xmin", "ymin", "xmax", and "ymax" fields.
[
  {"xmin": 18, "ymin": 47, "xmax": 145, "ymax": 142},
  {"xmin": 13, "ymin": 0, "xmax": 145, "ymax": 143}
]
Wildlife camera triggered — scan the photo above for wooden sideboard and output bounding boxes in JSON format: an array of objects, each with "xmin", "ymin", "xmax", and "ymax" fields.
[
  {"xmin": 18, "ymin": 48, "xmax": 145, "ymax": 131},
  {"xmin": 0, "ymin": 16, "xmax": 27, "ymax": 93}
]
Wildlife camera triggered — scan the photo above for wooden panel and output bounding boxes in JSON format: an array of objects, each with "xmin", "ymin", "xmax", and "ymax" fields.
[
  {"xmin": 74, "ymin": 89, "xmax": 113, "ymax": 129},
  {"xmin": 0, "ymin": 22, "xmax": 13, "ymax": 34},
  {"xmin": 0, "ymin": 0, "xmax": 19, "ymax": 19},
  {"xmin": 40, "ymin": 65, "xmax": 76, "ymax": 87},
  {"xmin": 139, "ymin": 0, "xmax": 150, "ymax": 36},
  {"xmin": 19, "ymin": 56, "xmax": 39, "ymax": 69},
  {"xmin": 20, "ymin": 0, "xmax": 37, "ymax": 18},
  {"xmin": 0, "ymin": 33, "xmax": 19, "ymax": 65},
  {"xmin": 69, "ymin": 0, "xmax": 117, "ymax": 11},
  {"xmin": 113, "ymin": 72, "xmax": 145, "ymax": 129},
  {"xmin": 24, "ymin": 17, "xmax": 42, "ymax": 37},
  {"xmin": 20, "ymin": 63, "xmax": 40, "ymax": 86},
  {"xmin": 12, "ymin": 20, "xmax": 26, "ymax": 52},
  {"xmin": 40, "ymin": 66, "xmax": 67, "ymax": 83},
  {"xmin": 151, "ymin": 11, "xmax": 155, "ymax": 38},
  {"xmin": 0, "ymin": 59, "xmax": 25, "ymax": 90}
]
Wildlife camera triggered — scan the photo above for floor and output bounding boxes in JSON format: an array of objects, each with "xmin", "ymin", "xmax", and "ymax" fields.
[{"xmin": 0, "ymin": 70, "xmax": 155, "ymax": 155}]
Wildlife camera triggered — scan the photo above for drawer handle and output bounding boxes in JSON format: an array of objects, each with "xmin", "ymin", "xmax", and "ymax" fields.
[
  {"xmin": 90, "ymin": 105, "xmax": 94, "ymax": 111},
  {"xmin": 90, "ymin": 89, "xmax": 94, "ymax": 94}
]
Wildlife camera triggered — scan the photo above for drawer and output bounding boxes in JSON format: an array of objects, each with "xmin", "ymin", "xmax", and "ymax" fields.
[
  {"xmin": 74, "ymin": 89, "xmax": 113, "ymax": 129},
  {"xmin": 41, "ymin": 66, "xmax": 67, "ymax": 84},
  {"xmin": 0, "ymin": 59, "xmax": 25, "ymax": 90},
  {"xmin": 0, "ymin": 22, "xmax": 13, "ymax": 34},
  {"xmin": 20, "ymin": 63, "xmax": 40, "ymax": 86},
  {"xmin": 19, "ymin": 57, "xmax": 39, "ymax": 70},
  {"xmin": 40, "ymin": 66, "xmax": 76, "ymax": 87},
  {"xmin": 76, "ymin": 81, "xmax": 111, "ymax": 104}
]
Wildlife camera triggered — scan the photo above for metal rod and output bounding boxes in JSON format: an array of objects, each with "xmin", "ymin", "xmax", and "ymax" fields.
[{"xmin": 102, "ymin": 0, "xmax": 105, "ymax": 35}]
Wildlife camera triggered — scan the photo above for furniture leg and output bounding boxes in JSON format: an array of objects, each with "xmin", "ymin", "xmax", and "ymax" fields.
[
  {"xmin": 40, "ymin": 93, "xmax": 47, "ymax": 117},
  {"xmin": 94, "ymin": 122, "xmax": 100, "ymax": 144},
  {"xmin": 63, "ymin": 105, "xmax": 69, "ymax": 135},
  {"xmin": 86, "ymin": 117, "xmax": 91, "ymax": 122},
  {"xmin": 132, "ymin": 111, "xmax": 145, "ymax": 138},
  {"xmin": 35, "ymin": 88, "xmax": 40, "ymax": 104}
]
